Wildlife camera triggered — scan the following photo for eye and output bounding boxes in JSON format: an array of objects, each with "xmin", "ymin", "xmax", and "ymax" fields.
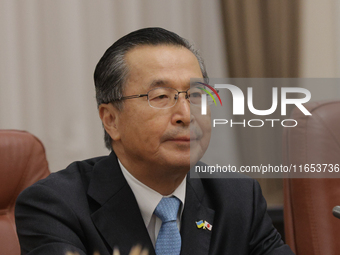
[
  {"xmin": 157, "ymin": 94, "xmax": 168, "ymax": 99},
  {"xmin": 150, "ymin": 94, "xmax": 170, "ymax": 101},
  {"xmin": 190, "ymin": 92, "xmax": 202, "ymax": 98}
]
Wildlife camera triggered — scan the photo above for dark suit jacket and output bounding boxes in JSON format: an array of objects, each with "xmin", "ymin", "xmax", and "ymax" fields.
[{"xmin": 15, "ymin": 152, "xmax": 294, "ymax": 255}]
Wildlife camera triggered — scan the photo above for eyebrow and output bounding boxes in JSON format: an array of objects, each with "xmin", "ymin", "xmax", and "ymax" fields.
[
  {"xmin": 148, "ymin": 79, "xmax": 191, "ymax": 89},
  {"xmin": 148, "ymin": 79, "xmax": 169, "ymax": 89}
]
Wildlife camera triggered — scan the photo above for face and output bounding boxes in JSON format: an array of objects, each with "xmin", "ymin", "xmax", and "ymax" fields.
[{"xmin": 102, "ymin": 45, "xmax": 211, "ymax": 177}]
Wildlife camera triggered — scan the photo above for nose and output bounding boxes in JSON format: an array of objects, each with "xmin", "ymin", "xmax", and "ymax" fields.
[{"xmin": 171, "ymin": 93, "xmax": 192, "ymax": 126}]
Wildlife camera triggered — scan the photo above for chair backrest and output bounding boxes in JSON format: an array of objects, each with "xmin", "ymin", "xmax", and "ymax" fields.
[
  {"xmin": 283, "ymin": 101, "xmax": 340, "ymax": 255},
  {"xmin": 0, "ymin": 130, "xmax": 50, "ymax": 255}
]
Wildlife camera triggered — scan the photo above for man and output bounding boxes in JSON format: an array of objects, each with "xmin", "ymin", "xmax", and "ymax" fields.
[{"xmin": 15, "ymin": 27, "xmax": 294, "ymax": 255}]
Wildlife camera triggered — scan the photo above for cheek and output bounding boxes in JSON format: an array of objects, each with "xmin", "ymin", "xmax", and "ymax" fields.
[
  {"xmin": 197, "ymin": 114, "xmax": 212, "ymax": 149},
  {"xmin": 197, "ymin": 114, "xmax": 211, "ymax": 133},
  {"xmin": 120, "ymin": 108, "xmax": 170, "ymax": 145}
]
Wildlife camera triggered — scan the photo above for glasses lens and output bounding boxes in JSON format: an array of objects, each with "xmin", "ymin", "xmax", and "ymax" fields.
[
  {"xmin": 189, "ymin": 85, "xmax": 218, "ymax": 105},
  {"xmin": 148, "ymin": 87, "xmax": 177, "ymax": 108},
  {"xmin": 188, "ymin": 86, "xmax": 204, "ymax": 105}
]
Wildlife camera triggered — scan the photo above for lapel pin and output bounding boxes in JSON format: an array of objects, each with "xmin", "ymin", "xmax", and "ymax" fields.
[{"xmin": 196, "ymin": 220, "xmax": 212, "ymax": 231}]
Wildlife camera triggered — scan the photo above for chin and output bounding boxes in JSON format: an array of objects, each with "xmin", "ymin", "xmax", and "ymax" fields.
[
  {"xmin": 158, "ymin": 147, "xmax": 204, "ymax": 169},
  {"xmin": 161, "ymin": 155, "xmax": 191, "ymax": 170},
  {"xmin": 190, "ymin": 146, "xmax": 206, "ymax": 164}
]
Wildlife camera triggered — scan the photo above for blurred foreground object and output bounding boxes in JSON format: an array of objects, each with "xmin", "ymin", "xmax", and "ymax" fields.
[
  {"xmin": 332, "ymin": 206, "xmax": 340, "ymax": 219},
  {"xmin": 0, "ymin": 130, "xmax": 50, "ymax": 255},
  {"xmin": 113, "ymin": 245, "xmax": 148, "ymax": 255},
  {"xmin": 283, "ymin": 101, "xmax": 340, "ymax": 255},
  {"xmin": 65, "ymin": 245, "xmax": 148, "ymax": 255}
]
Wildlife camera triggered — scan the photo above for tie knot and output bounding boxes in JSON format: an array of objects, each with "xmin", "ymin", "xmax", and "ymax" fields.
[{"xmin": 154, "ymin": 197, "xmax": 181, "ymax": 223}]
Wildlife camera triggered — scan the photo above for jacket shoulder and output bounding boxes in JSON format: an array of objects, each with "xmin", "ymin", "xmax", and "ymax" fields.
[{"xmin": 17, "ymin": 155, "xmax": 108, "ymax": 204}]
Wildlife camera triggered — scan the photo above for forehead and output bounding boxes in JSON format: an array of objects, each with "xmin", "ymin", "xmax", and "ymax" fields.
[{"xmin": 124, "ymin": 45, "xmax": 203, "ymax": 90}]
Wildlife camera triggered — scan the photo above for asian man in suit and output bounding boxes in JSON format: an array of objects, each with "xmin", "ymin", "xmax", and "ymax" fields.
[{"xmin": 15, "ymin": 27, "xmax": 294, "ymax": 255}]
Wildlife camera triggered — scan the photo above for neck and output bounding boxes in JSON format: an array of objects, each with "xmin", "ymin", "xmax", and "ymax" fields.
[
  {"xmin": 118, "ymin": 158, "xmax": 188, "ymax": 196},
  {"xmin": 136, "ymin": 171, "xmax": 186, "ymax": 196}
]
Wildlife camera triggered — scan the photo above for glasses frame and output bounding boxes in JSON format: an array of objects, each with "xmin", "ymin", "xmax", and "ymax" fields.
[
  {"xmin": 108, "ymin": 85, "xmax": 219, "ymax": 109},
  {"xmin": 111, "ymin": 87, "xmax": 193, "ymax": 109}
]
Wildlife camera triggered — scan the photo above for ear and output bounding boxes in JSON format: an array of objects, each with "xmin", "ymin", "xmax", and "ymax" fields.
[{"xmin": 98, "ymin": 104, "xmax": 121, "ymax": 141}]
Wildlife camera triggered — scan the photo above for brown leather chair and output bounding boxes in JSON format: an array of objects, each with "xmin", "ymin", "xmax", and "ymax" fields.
[
  {"xmin": 0, "ymin": 130, "xmax": 50, "ymax": 255},
  {"xmin": 283, "ymin": 101, "xmax": 340, "ymax": 255}
]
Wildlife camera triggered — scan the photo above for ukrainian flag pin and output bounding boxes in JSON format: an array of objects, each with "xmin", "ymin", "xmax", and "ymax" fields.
[{"xmin": 196, "ymin": 220, "xmax": 212, "ymax": 231}]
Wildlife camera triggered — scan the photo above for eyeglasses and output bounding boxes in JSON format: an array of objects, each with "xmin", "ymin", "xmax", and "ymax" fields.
[{"xmin": 110, "ymin": 86, "xmax": 218, "ymax": 109}]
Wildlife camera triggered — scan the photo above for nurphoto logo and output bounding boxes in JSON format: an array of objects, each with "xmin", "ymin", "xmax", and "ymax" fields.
[
  {"xmin": 200, "ymin": 84, "xmax": 311, "ymax": 116},
  {"xmin": 198, "ymin": 83, "xmax": 312, "ymax": 128}
]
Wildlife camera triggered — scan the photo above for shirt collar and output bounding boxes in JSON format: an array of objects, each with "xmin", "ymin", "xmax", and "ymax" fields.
[{"xmin": 118, "ymin": 159, "xmax": 186, "ymax": 227}]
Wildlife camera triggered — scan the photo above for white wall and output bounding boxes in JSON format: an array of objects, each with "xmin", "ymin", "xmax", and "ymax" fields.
[{"xmin": 0, "ymin": 0, "xmax": 228, "ymax": 172}]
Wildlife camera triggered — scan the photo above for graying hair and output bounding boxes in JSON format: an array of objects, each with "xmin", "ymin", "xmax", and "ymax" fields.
[{"xmin": 94, "ymin": 27, "xmax": 208, "ymax": 150}]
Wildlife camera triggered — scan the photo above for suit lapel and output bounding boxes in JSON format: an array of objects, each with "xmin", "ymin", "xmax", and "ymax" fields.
[
  {"xmin": 180, "ymin": 178, "xmax": 215, "ymax": 255},
  {"xmin": 87, "ymin": 152, "xmax": 214, "ymax": 255},
  {"xmin": 87, "ymin": 152, "xmax": 155, "ymax": 255}
]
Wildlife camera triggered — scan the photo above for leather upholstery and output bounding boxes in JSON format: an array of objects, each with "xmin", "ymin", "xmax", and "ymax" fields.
[
  {"xmin": 283, "ymin": 101, "xmax": 340, "ymax": 255},
  {"xmin": 0, "ymin": 130, "xmax": 50, "ymax": 255}
]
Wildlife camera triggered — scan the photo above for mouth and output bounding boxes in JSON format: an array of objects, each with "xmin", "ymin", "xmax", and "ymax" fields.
[
  {"xmin": 162, "ymin": 127, "xmax": 203, "ymax": 143},
  {"xmin": 167, "ymin": 134, "xmax": 200, "ymax": 142},
  {"xmin": 168, "ymin": 137, "xmax": 191, "ymax": 142}
]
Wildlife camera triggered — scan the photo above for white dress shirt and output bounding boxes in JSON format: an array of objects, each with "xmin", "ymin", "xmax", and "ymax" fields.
[{"xmin": 118, "ymin": 159, "xmax": 186, "ymax": 247}]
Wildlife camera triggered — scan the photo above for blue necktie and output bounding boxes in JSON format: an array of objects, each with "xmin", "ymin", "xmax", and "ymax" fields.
[{"xmin": 154, "ymin": 197, "xmax": 181, "ymax": 255}]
